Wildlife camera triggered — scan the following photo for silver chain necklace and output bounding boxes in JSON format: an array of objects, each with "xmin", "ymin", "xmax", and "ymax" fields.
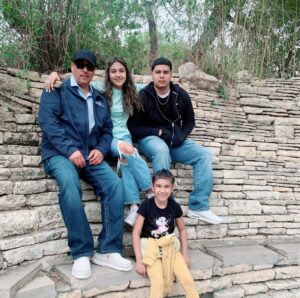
[{"xmin": 156, "ymin": 92, "xmax": 170, "ymax": 106}]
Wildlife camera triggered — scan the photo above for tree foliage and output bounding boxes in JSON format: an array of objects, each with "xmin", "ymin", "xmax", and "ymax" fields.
[{"xmin": 0, "ymin": 0, "xmax": 299, "ymax": 78}]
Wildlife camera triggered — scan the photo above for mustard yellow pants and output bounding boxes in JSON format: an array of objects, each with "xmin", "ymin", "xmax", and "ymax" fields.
[{"xmin": 146, "ymin": 250, "xmax": 199, "ymax": 298}]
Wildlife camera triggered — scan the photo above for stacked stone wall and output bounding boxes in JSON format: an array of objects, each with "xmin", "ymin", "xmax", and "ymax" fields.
[{"xmin": 0, "ymin": 67, "xmax": 299, "ymax": 272}]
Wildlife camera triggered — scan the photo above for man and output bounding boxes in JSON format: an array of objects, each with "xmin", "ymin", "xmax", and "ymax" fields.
[
  {"xmin": 128, "ymin": 57, "xmax": 222, "ymax": 225},
  {"xmin": 39, "ymin": 49, "xmax": 132, "ymax": 279}
]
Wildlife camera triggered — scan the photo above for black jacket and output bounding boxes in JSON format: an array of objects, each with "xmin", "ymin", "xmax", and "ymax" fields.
[{"xmin": 128, "ymin": 82, "xmax": 195, "ymax": 147}]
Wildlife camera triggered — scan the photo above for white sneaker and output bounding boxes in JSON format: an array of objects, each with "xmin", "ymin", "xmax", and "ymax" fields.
[
  {"xmin": 125, "ymin": 206, "xmax": 138, "ymax": 227},
  {"xmin": 72, "ymin": 256, "xmax": 91, "ymax": 279},
  {"xmin": 92, "ymin": 252, "xmax": 132, "ymax": 271},
  {"xmin": 187, "ymin": 209, "xmax": 222, "ymax": 224}
]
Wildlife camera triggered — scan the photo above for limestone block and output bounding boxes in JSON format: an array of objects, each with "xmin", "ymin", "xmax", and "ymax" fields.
[
  {"xmin": 241, "ymin": 282, "xmax": 268, "ymax": 295},
  {"xmin": 214, "ymin": 264, "xmax": 252, "ymax": 276},
  {"xmin": 26, "ymin": 192, "xmax": 58, "ymax": 206},
  {"xmin": 186, "ymin": 226, "xmax": 197, "ymax": 239},
  {"xmin": 14, "ymin": 180, "xmax": 47, "ymax": 194},
  {"xmin": 0, "ymin": 210, "xmax": 38, "ymax": 238},
  {"xmin": 213, "ymin": 285, "xmax": 245, "ymax": 298},
  {"xmin": 196, "ymin": 224, "xmax": 228, "ymax": 239},
  {"xmin": 275, "ymin": 117, "xmax": 300, "ymax": 126},
  {"xmin": 265, "ymin": 278, "xmax": 300, "ymax": 290},
  {"xmin": 275, "ymin": 126, "xmax": 294, "ymax": 138},
  {"xmin": 237, "ymin": 84, "xmax": 253, "ymax": 93},
  {"xmin": 275, "ymin": 266, "xmax": 300, "ymax": 279},
  {"xmin": 34, "ymin": 229, "xmax": 64, "ymax": 243},
  {"xmin": 290, "ymin": 288, "xmax": 300, "ymax": 297},
  {"xmin": 278, "ymin": 150, "xmax": 300, "ymax": 158},
  {"xmin": 0, "ymin": 194, "xmax": 26, "ymax": 210},
  {"xmin": 248, "ymin": 115, "xmax": 275, "ymax": 125},
  {"xmin": 178, "ymin": 62, "xmax": 219, "ymax": 92},
  {"xmin": 43, "ymin": 239, "xmax": 69, "ymax": 256},
  {"xmin": 257, "ymin": 143, "xmax": 279, "ymax": 151},
  {"xmin": 262, "ymin": 205, "xmax": 287, "ymax": 214},
  {"xmin": 14, "ymin": 114, "xmax": 36, "ymax": 124},
  {"xmin": 0, "ymin": 155, "xmax": 22, "ymax": 167},
  {"xmin": 10, "ymin": 168, "xmax": 46, "ymax": 180},
  {"xmin": 228, "ymin": 200, "xmax": 262, "ymax": 215},
  {"xmin": 259, "ymin": 228, "xmax": 286, "ymax": 235},
  {"xmin": 22, "ymin": 155, "xmax": 41, "ymax": 166},
  {"xmin": 0, "ymin": 132, "xmax": 3, "ymax": 144},
  {"xmin": 3, "ymin": 132, "xmax": 39, "ymax": 146},
  {"xmin": 2, "ymin": 243, "xmax": 43, "ymax": 265},
  {"xmin": 60, "ymin": 290, "xmax": 82, "ymax": 298},
  {"xmin": 197, "ymin": 279, "xmax": 213, "ymax": 294},
  {"xmin": 231, "ymin": 269, "xmax": 275, "ymax": 284},
  {"xmin": 221, "ymin": 192, "xmax": 246, "ymax": 199},
  {"xmin": 85, "ymin": 202, "xmax": 101, "ymax": 223},
  {"xmin": 0, "ymin": 181, "xmax": 13, "ymax": 195},
  {"xmin": 240, "ymin": 98, "xmax": 270, "ymax": 107},
  {"xmin": 248, "ymin": 224, "xmax": 265, "ymax": 232},
  {"xmin": 37, "ymin": 205, "xmax": 64, "ymax": 229},
  {"xmin": 229, "ymin": 223, "xmax": 249, "ymax": 229},
  {"xmin": 245, "ymin": 191, "xmax": 280, "ymax": 200},
  {"xmin": 235, "ymin": 215, "xmax": 273, "ymax": 223},
  {"xmin": 0, "ymin": 235, "xmax": 35, "ymax": 250},
  {"xmin": 223, "ymin": 170, "xmax": 248, "ymax": 179},
  {"xmin": 227, "ymin": 229, "xmax": 258, "ymax": 236},
  {"xmin": 28, "ymin": 88, "xmax": 42, "ymax": 98},
  {"xmin": 211, "ymin": 275, "xmax": 233, "ymax": 291},
  {"xmin": 266, "ymin": 290, "xmax": 295, "ymax": 298},
  {"xmin": 96, "ymin": 288, "xmax": 148, "ymax": 298},
  {"xmin": 0, "ymin": 73, "xmax": 28, "ymax": 95}
]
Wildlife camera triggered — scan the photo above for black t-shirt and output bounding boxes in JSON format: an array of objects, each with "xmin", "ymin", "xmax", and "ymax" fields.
[{"xmin": 138, "ymin": 197, "xmax": 183, "ymax": 238}]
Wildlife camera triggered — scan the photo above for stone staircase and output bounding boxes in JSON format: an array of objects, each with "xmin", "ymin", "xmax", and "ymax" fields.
[
  {"xmin": 0, "ymin": 239, "xmax": 299, "ymax": 297},
  {"xmin": 0, "ymin": 68, "xmax": 300, "ymax": 297}
]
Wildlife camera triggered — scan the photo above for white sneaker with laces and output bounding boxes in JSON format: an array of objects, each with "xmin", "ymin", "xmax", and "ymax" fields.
[
  {"xmin": 125, "ymin": 206, "xmax": 138, "ymax": 227},
  {"xmin": 72, "ymin": 256, "xmax": 91, "ymax": 279},
  {"xmin": 92, "ymin": 252, "xmax": 132, "ymax": 271},
  {"xmin": 187, "ymin": 209, "xmax": 222, "ymax": 224}
]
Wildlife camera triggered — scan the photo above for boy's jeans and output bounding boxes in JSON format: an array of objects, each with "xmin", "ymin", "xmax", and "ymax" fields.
[
  {"xmin": 44, "ymin": 156, "xmax": 124, "ymax": 259},
  {"xmin": 138, "ymin": 136, "xmax": 212, "ymax": 211}
]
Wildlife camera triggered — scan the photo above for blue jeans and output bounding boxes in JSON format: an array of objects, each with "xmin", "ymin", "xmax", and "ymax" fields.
[
  {"xmin": 44, "ymin": 156, "xmax": 124, "ymax": 259},
  {"xmin": 110, "ymin": 135, "xmax": 152, "ymax": 205},
  {"xmin": 138, "ymin": 136, "xmax": 212, "ymax": 211}
]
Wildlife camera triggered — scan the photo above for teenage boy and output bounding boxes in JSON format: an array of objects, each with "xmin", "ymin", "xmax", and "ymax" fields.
[{"xmin": 128, "ymin": 57, "xmax": 222, "ymax": 224}]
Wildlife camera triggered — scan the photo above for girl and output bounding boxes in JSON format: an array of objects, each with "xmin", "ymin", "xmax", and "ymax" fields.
[{"xmin": 45, "ymin": 57, "xmax": 153, "ymax": 228}]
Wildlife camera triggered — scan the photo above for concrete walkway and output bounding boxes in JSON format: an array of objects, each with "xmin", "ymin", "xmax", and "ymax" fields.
[{"xmin": 0, "ymin": 239, "xmax": 299, "ymax": 298}]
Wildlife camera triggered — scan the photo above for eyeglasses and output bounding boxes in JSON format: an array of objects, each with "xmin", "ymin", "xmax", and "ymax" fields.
[{"xmin": 75, "ymin": 60, "xmax": 95, "ymax": 71}]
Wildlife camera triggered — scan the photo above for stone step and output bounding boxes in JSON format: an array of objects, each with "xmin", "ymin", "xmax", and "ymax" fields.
[
  {"xmin": 15, "ymin": 272, "xmax": 56, "ymax": 298},
  {"xmin": 0, "ymin": 262, "xmax": 42, "ymax": 298}
]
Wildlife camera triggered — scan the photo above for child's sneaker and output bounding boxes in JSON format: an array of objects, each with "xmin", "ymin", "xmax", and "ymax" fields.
[
  {"xmin": 125, "ymin": 206, "xmax": 138, "ymax": 229},
  {"xmin": 72, "ymin": 256, "xmax": 91, "ymax": 279}
]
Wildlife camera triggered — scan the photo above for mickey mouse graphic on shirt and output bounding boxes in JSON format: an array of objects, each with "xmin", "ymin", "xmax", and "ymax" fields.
[{"xmin": 151, "ymin": 216, "xmax": 170, "ymax": 238}]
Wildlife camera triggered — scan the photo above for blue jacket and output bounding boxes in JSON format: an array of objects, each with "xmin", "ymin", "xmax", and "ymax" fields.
[{"xmin": 38, "ymin": 79, "xmax": 113, "ymax": 162}]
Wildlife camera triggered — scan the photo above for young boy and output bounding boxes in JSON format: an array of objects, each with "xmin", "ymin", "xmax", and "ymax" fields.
[{"xmin": 132, "ymin": 169, "xmax": 199, "ymax": 298}]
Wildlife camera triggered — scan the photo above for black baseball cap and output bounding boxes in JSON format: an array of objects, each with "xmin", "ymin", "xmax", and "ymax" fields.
[
  {"xmin": 73, "ymin": 49, "xmax": 97, "ymax": 66},
  {"xmin": 151, "ymin": 57, "xmax": 172, "ymax": 71}
]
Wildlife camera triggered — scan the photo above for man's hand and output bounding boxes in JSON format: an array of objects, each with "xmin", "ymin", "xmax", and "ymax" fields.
[
  {"xmin": 88, "ymin": 149, "xmax": 104, "ymax": 165},
  {"xmin": 45, "ymin": 72, "xmax": 61, "ymax": 92},
  {"xmin": 69, "ymin": 150, "xmax": 86, "ymax": 168}
]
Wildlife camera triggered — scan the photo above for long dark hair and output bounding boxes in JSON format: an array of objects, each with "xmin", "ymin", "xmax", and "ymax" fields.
[{"xmin": 104, "ymin": 57, "xmax": 143, "ymax": 115}]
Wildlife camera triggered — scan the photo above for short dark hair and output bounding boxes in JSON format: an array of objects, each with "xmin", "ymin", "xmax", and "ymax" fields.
[
  {"xmin": 152, "ymin": 169, "xmax": 175, "ymax": 185},
  {"xmin": 151, "ymin": 57, "xmax": 172, "ymax": 71}
]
